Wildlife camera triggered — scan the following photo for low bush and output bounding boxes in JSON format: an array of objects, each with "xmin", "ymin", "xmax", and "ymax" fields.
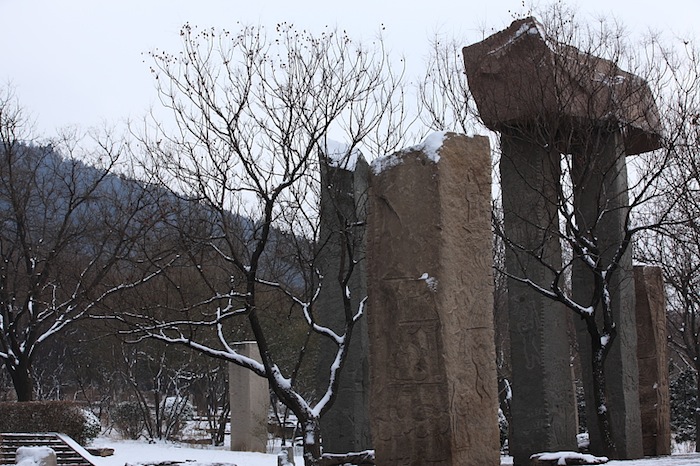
[{"xmin": 0, "ymin": 401, "xmax": 101, "ymax": 445}]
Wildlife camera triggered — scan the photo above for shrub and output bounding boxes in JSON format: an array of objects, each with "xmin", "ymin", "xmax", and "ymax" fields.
[
  {"xmin": 670, "ymin": 369, "xmax": 697, "ymax": 443},
  {"xmin": 0, "ymin": 401, "xmax": 100, "ymax": 445},
  {"xmin": 159, "ymin": 396, "xmax": 195, "ymax": 440},
  {"xmin": 81, "ymin": 409, "xmax": 102, "ymax": 443},
  {"xmin": 112, "ymin": 401, "xmax": 146, "ymax": 440}
]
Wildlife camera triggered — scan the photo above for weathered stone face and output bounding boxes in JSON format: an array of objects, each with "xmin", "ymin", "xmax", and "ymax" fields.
[
  {"xmin": 634, "ymin": 265, "xmax": 671, "ymax": 457},
  {"xmin": 462, "ymin": 16, "xmax": 662, "ymax": 155},
  {"xmin": 367, "ymin": 132, "xmax": 499, "ymax": 466}
]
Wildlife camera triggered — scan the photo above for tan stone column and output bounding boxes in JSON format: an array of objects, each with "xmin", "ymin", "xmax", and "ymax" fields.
[
  {"xmin": 634, "ymin": 265, "xmax": 671, "ymax": 456},
  {"xmin": 366, "ymin": 132, "xmax": 499, "ymax": 466},
  {"xmin": 229, "ymin": 342, "xmax": 269, "ymax": 452}
]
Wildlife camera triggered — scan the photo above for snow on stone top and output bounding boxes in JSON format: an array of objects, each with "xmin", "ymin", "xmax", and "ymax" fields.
[
  {"xmin": 325, "ymin": 140, "xmax": 362, "ymax": 171},
  {"xmin": 370, "ymin": 131, "xmax": 448, "ymax": 175},
  {"xmin": 487, "ymin": 17, "xmax": 547, "ymax": 56}
]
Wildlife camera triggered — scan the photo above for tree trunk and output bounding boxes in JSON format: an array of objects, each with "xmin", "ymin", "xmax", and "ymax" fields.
[
  {"xmin": 8, "ymin": 359, "xmax": 34, "ymax": 401},
  {"xmin": 591, "ymin": 348, "xmax": 616, "ymax": 458},
  {"xmin": 302, "ymin": 417, "xmax": 322, "ymax": 466}
]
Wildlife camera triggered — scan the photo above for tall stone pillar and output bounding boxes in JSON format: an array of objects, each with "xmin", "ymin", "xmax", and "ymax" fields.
[
  {"xmin": 500, "ymin": 128, "xmax": 578, "ymax": 466},
  {"xmin": 463, "ymin": 16, "xmax": 663, "ymax": 462},
  {"xmin": 571, "ymin": 129, "xmax": 643, "ymax": 459},
  {"xmin": 316, "ymin": 146, "xmax": 372, "ymax": 453},
  {"xmin": 229, "ymin": 342, "xmax": 269, "ymax": 452},
  {"xmin": 634, "ymin": 265, "xmax": 671, "ymax": 456},
  {"xmin": 366, "ymin": 132, "xmax": 500, "ymax": 466}
]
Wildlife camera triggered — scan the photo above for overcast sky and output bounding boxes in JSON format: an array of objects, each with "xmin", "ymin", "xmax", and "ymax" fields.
[{"xmin": 0, "ymin": 0, "xmax": 697, "ymax": 137}]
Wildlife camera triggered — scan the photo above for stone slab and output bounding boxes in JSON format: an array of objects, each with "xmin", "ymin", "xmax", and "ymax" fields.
[{"xmin": 463, "ymin": 17, "xmax": 662, "ymax": 155}]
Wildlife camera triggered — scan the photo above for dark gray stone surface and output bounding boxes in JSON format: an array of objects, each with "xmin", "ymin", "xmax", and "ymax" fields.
[
  {"xmin": 571, "ymin": 129, "xmax": 643, "ymax": 459},
  {"xmin": 500, "ymin": 128, "xmax": 578, "ymax": 466},
  {"xmin": 315, "ymin": 149, "xmax": 372, "ymax": 454}
]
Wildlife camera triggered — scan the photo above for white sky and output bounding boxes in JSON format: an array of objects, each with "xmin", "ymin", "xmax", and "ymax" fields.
[{"xmin": 0, "ymin": 0, "xmax": 697, "ymax": 137}]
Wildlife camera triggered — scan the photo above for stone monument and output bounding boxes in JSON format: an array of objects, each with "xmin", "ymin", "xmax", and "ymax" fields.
[
  {"xmin": 315, "ymin": 143, "xmax": 372, "ymax": 453},
  {"xmin": 229, "ymin": 342, "xmax": 268, "ymax": 452},
  {"xmin": 463, "ymin": 16, "xmax": 663, "ymax": 462},
  {"xmin": 634, "ymin": 265, "xmax": 671, "ymax": 456},
  {"xmin": 366, "ymin": 132, "xmax": 500, "ymax": 466}
]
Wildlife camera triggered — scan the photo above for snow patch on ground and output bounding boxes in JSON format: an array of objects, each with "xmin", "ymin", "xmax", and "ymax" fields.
[
  {"xmin": 532, "ymin": 451, "xmax": 608, "ymax": 465},
  {"xmin": 86, "ymin": 437, "xmax": 700, "ymax": 466}
]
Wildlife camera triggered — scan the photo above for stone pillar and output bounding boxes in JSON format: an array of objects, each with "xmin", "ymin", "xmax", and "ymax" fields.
[
  {"xmin": 316, "ymin": 146, "xmax": 372, "ymax": 453},
  {"xmin": 366, "ymin": 132, "xmax": 500, "ymax": 466},
  {"xmin": 229, "ymin": 342, "xmax": 268, "ymax": 452},
  {"xmin": 500, "ymin": 127, "xmax": 578, "ymax": 466},
  {"xmin": 634, "ymin": 265, "xmax": 671, "ymax": 456},
  {"xmin": 463, "ymin": 15, "xmax": 662, "ymax": 464},
  {"xmin": 572, "ymin": 129, "xmax": 643, "ymax": 459}
]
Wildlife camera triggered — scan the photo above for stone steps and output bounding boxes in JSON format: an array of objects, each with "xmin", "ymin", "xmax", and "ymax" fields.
[{"xmin": 0, "ymin": 432, "xmax": 95, "ymax": 466}]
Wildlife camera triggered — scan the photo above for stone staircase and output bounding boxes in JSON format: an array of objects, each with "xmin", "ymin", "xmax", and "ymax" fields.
[{"xmin": 0, "ymin": 432, "xmax": 95, "ymax": 466}]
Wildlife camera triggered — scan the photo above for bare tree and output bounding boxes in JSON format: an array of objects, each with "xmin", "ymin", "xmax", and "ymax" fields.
[
  {"xmin": 117, "ymin": 23, "xmax": 409, "ymax": 466},
  {"xmin": 0, "ymin": 87, "xmax": 171, "ymax": 401}
]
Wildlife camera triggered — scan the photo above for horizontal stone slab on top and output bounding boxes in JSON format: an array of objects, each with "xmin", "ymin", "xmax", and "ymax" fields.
[{"xmin": 462, "ymin": 17, "xmax": 662, "ymax": 155}]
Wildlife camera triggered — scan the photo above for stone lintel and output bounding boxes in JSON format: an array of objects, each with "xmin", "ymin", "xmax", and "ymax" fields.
[{"xmin": 462, "ymin": 16, "xmax": 662, "ymax": 155}]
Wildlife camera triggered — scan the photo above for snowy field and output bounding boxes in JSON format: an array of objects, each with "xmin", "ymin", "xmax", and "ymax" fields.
[{"xmin": 87, "ymin": 437, "xmax": 700, "ymax": 466}]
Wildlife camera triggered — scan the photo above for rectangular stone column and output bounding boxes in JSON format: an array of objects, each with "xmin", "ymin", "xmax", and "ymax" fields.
[
  {"xmin": 229, "ymin": 342, "xmax": 269, "ymax": 452},
  {"xmin": 634, "ymin": 265, "xmax": 671, "ymax": 456},
  {"xmin": 500, "ymin": 128, "xmax": 578, "ymax": 466},
  {"xmin": 316, "ymin": 147, "xmax": 372, "ymax": 453},
  {"xmin": 367, "ymin": 132, "xmax": 499, "ymax": 466},
  {"xmin": 572, "ymin": 129, "xmax": 643, "ymax": 459}
]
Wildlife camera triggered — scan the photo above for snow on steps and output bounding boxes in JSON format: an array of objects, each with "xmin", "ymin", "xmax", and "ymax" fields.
[{"xmin": 0, "ymin": 433, "xmax": 95, "ymax": 466}]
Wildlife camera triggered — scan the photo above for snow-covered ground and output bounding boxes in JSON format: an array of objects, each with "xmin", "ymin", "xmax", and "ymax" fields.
[
  {"xmin": 87, "ymin": 437, "xmax": 700, "ymax": 466},
  {"xmin": 90, "ymin": 437, "xmax": 299, "ymax": 466}
]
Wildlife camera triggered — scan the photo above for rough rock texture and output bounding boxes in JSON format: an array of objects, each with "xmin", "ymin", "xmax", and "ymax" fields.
[
  {"xmin": 229, "ymin": 342, "xmax": 268, "ymax": 453},
  {"xmin": 462, "ymin": 16, "xmax": 662, "ymax": 155},
  {"xmin": 366, "ymin": 132, "xmax": 499, "ymax": 466},
  {"xmin": 634, "ymin": 265, "xmax": 671, "ymax": 457},
  {"xmin": 500, "ymin": 128, "xmax": 578, "ymax": 466},
  {"xmin": 571, "ymin": 129, "xmax": 643, "ymax": 460},
  {"xmin": 316, "ymin": 150, "xmax": 372, "ymax": 453}
]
